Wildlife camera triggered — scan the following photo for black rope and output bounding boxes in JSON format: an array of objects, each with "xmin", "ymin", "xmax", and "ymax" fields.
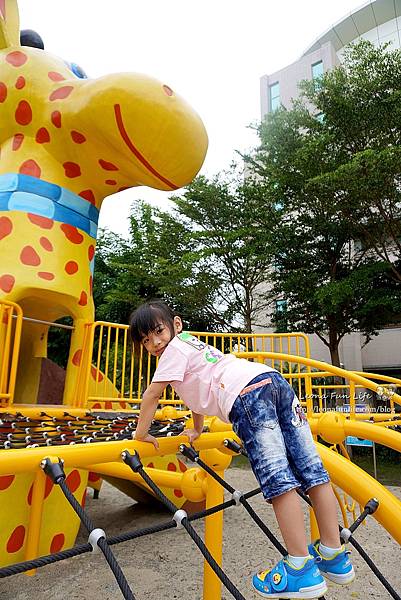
[
  {"xmin": 0, "ymin": 488, "xmax": 262, "ymax": 579},
  {"xmin": 43, "ymin": 459, "xmax": 136, "ymax": 600},
  {"xmin": 180, "ymin": 444, "xmax": 287, "ymax": 555},
  {"xmin": 122, "ymin": 450, "xmax": 246, "ymax": 600},
  {"xmin": 297, "ymin": 490, "xmax": 401, "ymax": 600}
]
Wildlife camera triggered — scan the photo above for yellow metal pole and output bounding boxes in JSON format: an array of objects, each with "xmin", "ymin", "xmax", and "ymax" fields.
[
  {"xmin": 24, "ymin": 469, "xmax": 46, "ymax": 575},
  {"xmin": 203, "ymin": 469, "xmax": 224, "ymax": 600}
]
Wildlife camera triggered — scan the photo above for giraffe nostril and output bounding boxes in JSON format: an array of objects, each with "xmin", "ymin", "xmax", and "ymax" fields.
[{"xmin": 163, "ymin": 85, "xmax": 173, "ymax": 97}]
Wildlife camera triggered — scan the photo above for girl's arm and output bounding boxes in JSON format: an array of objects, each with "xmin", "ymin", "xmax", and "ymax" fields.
[
  {"xmin": 185, "ymin": 411, "xmax": 205, "ymax": 444},
  {"xmin": 135, "ymin": 381, "xmax": 169, "ymax": 448}
]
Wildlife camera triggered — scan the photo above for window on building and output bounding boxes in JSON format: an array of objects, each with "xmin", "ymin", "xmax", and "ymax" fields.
[
  {"xmin": 311, "ymin": 60, "xmax": 324, "ymax": 80},
  {"xmin": 269, "ymin": 82, "xmax": 280, "ymax": 112},
  {"xmin": 276, "ymin": 299, "xmax": 287, "ymax": 313}
]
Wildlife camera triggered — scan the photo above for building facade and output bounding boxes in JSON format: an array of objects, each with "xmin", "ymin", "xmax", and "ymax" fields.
[{"xmin": 259, "ymin": 0, "xmax": 401, "ymax": 375}]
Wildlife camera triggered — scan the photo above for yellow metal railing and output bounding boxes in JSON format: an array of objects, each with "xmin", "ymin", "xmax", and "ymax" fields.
[
  {"xmin": 236, "ymin": 352, "xmax": 401, "ymax": 420},
  {"xmin": 76, "ymin": 323, "xmax": 310, "ymax": 409},
  {"xmin": 0, "ymin": 299, "xmax": 23, "ymax": 407}
]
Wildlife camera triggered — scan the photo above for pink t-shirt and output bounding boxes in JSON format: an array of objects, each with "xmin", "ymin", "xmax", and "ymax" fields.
[{"xmin": 151, "ymin": 332, "xmax": 275, "ymax": 423}]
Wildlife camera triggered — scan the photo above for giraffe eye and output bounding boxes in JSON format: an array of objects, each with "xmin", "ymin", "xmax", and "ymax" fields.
[{"xmin": 65, "ymin": 61, "xmax": 88, "ymax": 79}]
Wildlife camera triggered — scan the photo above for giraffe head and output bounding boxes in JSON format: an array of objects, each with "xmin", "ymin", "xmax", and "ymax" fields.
[
  {"xmin": 0, "ymin": 0, "xmax": 208, "ymax": 320},
  {"xmin": 0, "ymin": 1, "xmax": 208, "ymax": 203}
]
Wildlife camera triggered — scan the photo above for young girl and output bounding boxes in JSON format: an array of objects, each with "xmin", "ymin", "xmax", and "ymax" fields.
[{"xmin": 130, "ymin": 300, "xmax": 354, "ymax": 599}]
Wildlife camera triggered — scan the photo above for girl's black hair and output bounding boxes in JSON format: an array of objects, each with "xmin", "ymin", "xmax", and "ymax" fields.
[{"xmin": 129, "ymin": 300, "xmax": 177, "ymax": 344}]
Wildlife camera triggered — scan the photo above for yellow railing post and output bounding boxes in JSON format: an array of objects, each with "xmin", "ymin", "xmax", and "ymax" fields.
[
  {"xmin": 201, "ymin": 448, "xmax": 232, "ymax": 600},
  {"xmin": 24, "ymin": 468, "xmax": 46, "ymax": 575}
]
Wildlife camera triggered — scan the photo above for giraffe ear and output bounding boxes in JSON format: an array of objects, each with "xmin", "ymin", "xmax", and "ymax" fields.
[{"xmin": 0, "ymin": 0, "xmax": 20, "ymax": 50}]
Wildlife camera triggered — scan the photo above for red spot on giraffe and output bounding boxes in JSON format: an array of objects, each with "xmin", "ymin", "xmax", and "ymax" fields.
[
  {"xmin": 50, "ymin": 533, "xmax": 65, "ymax": 553},
  {"xmin": 71, "ymin": 130, "xmax": 86, "ymax": 144},
  {"xmin": 81, "ymin": 489, "xmax": 87, "ymax": 508},
  {"xmin": 167, "ymin": 462, "xmax": 177, "ymax": 472},
  {"xmin": 105, "ymin": 179, "xmax": 117, "ymax": 185},
  {"xmin": 66, "ymin": 470, "xmax": 81, "ymax": 493},
  {"xmin": 177, "ymin": 459, "xmax": 187, "ymax": 473},
  {"xmin": 15, "ymin": 76, "xmax": 25, "ymax": 89},
  {"xmin": 44, "ymin": 477, "xmax": 54, "ymax": 499},
  {"xmin": 28, "ymin": 214, "xmax": 54, "ymax": 229},
  {"xmin": 48, "ymin": 71, "xmax": 66, "ymax": 82},
  {"xmin": 38, "ymin": 272, "xmax": 55, "ymax": 281},
  {"xmin": 36, "ymin": 127, "xmax": 50, "ymax": 144},
  {"xmin": 146, "ymin": 463, "xmax": 154, "ymax": 469},
  {"xmin": 88, "ymin": 245, "xmax": 95, "ymax": 261},
  {"xmin": 78, "ymin": 291, "xmax": 87, "ymax": 306},
  {"xmin": 19, "ymin": 159, "xmax": 41, "ymax": 178},
  {"xmin": 89, "ymin": 275, "xmax": 93, "ymax": 295},
  {"xmin": 88, "ymin": 472, "xmax": 101, "ymax": 483},
  {"xmin": 79, "ymin": 189, "xmax": 96, "ymax": 205},
  {"xmin": 7, "ymin": 525, "xmax": 26, "ymax": 553},
  {"xmin": 49, "ymin": 86, "xmax": 74, "ymax": 101},
  {"xmin": 40, "ymin": 237, "xmax": 53, "ymax": 251},
  {"xmin": 51, "ymin": 110, "xmax": 62, "ymax": 128},
  {"xmin": 0, "ymin": 81, "xmax": 7, "ymax": 102},
  {"xmin": 72, "ymin": 349, "xmax": 82, "ymax": 366},
  {"xmin": 60, "ymin": 223, "xmax": 84, "ymax": 244},
  {"xmin": 91, "ymin": 366, "xmax": 103, "ymax": 382},
  {"xmin": 104, "ymin": 401, "xmax": 113, "ymax": 409},
  {"xmin": 6, "ymin": 51, "xmax": 28, "ymax": 67},
  {"xmin": 0, "ymin": 216, "xmax": 12, "ymax": 240},
  {"xmin": 174, "ymin": 489, "xmax": 183, "ymax": 498},
  {"xmin": 0, "ymin": 475, "xmax": 15, "ymax": 490},
  {"xmin": 0, "ymin": 275, "xmax": 15, "ymax": 292},
  {"xmin": 63, "ymin": 161, "xmax": 81, "ymax": 178},
  {"xmin": 65, "ymin": 261, "xmax": 78, "ymax": 275},
  {"xmin": 99, "ymin": 159, "xmax": 119, "ymax": 171},
  {"xmin": 12, "ymin": 133, "xmax": 24, "ymax": 151},
  {"xmin": 91, "ymin": 403, "xmax": 101, "ymax": 409},
  {"xmin": 20, "ymin": 246, "xmax": 41, "ymax": 266},
  {"xmin": 15, "ymin": 100, "xmax": 32, "ymax": 125}
]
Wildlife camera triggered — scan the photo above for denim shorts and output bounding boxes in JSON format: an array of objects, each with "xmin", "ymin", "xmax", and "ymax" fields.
[{"xmin": 228, "ymin": 371, "xmax": 330, "ymax": 501}]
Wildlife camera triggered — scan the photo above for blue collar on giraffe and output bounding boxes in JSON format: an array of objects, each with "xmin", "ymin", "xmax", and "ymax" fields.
[{"xmin": 0, "ymin": 173, "xmax": 99, "ymax": 239}]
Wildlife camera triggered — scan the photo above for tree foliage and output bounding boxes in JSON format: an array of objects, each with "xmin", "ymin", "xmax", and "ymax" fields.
[{"xmin": 246, "ymin": 40, "xmax": 401, "ymax": 365}]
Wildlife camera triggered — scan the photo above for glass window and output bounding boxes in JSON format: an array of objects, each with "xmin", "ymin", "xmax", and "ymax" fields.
[
  {"xmin": 276, "ymin": 299, "xmax": 287, "ymax": 313},
  {"xmin": 311, "ymin": 60, "xmax": 324, "ymax": 80},
  {"xmin": 269, "ymin": 82, "xmax": 280, "ymax": 112}
]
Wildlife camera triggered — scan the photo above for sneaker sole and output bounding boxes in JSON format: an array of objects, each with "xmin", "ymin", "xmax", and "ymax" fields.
[
  {"xmin": 322, "ymin": 567, "xmax": 355, "ymax": 585},
  {"xmin": 252, "ymin": 581, "xmax": 328, "ymax": 599}
]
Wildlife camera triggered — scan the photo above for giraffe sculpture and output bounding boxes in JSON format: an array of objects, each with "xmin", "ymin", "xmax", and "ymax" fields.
[{"xmin": 0, "ymin": 0, "xmax": 208, "ymax": 405}]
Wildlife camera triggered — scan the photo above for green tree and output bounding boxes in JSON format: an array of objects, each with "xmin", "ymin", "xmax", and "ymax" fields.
[
  {"xmin": 301, "ymin": 41, "xmax": 401, "ymax": 281},
  {"xmin": 173, "ymin": 168, "xmax": 276, "ymax": 332},
  {"xmin": 246, "ymin": 40, "xmax": 401, "ymax": 366}
]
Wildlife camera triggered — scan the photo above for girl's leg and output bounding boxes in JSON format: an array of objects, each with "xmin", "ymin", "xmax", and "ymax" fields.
[
  {"xmin": 308, "ymin": 482, "xmax": 341, "ymax": 547},
  {"xmin": 271, "ymin": 488, "xmax": 309, "ymax": 556}
]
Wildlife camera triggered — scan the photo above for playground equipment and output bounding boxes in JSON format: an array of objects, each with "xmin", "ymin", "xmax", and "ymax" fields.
[{"xmin": 0, "ymin": 2, "xmax": 401, "ymax": 599}]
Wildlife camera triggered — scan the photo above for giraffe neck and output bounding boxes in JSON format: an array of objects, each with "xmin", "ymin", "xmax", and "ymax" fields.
[{"xmin": 0, "ymin": 173, "xmax": 99, "ymax": 238}]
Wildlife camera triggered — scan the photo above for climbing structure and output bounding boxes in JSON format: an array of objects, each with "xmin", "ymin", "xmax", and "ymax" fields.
[{"xmin": 0, "ymin": 2, "xmax": 400, "ymax": 599}]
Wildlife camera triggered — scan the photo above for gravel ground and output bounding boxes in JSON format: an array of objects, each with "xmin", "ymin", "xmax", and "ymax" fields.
[{"xmin": 1, "ymin": 467, "xmax": 400, "ymax": 600}]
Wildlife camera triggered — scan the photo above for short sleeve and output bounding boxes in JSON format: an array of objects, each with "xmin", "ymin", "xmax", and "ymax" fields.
[{"xmin": 151, "ymin": 344, "xmax": 189, "ymax": 383}]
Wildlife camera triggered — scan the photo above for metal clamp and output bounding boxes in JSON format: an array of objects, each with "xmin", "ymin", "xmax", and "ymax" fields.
[
  {"xmin": 88, "ymin": 528, "xmax": 106, "ymax": 552},
  {"xmin": 340, "ymin": 527, "xmax": 352, "ymax": 543},
  {"xmin": 231, "ymin": 490, "xmax": 244, "ymax": 506},
  {"xmin": 172, "ymin": 509, "xmax": 188, "ymax": 528}
]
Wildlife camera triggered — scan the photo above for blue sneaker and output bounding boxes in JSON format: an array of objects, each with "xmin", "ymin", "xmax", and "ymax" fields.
[
  {"xmin": 252, "ymin": 557, "xmax": 327, "ymax": 598},
  {"xmin": 308, "ymin": 541, "xmax": 355, "ymax": 585}
]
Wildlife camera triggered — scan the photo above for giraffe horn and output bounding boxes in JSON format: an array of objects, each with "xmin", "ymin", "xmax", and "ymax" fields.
[{"xmin": 0, "ymin": 0, "xmax": 20, "ymax": 50}]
